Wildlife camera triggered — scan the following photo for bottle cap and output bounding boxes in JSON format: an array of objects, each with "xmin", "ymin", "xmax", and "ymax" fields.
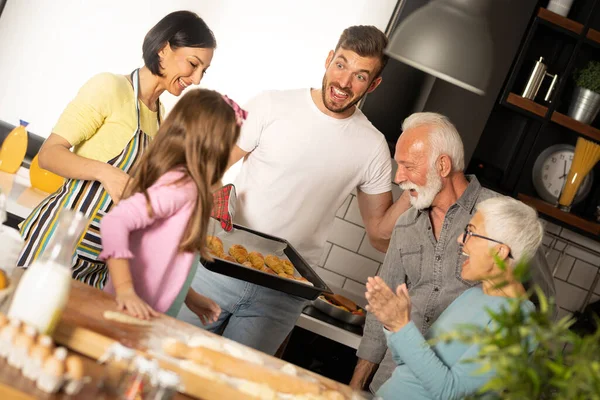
[{"xmin": 19, "ymin": 120, "xmax": 29, "ymax": 128}]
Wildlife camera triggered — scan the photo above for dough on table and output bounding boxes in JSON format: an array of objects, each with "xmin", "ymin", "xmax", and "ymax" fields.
[{"xmin": 103, "ymin": 311, "xmax": 153, "ymax": 326}]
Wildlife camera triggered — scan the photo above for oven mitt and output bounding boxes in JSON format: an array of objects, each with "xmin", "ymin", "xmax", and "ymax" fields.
[{"xmin": 211, "ymin": 184, "xmax": 236, "ymax": 232}]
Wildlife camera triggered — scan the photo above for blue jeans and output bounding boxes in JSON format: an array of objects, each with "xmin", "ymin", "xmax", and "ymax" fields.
[{"xmin": 177, "ymin": 263, "xmax": 308, "ymax": 355}]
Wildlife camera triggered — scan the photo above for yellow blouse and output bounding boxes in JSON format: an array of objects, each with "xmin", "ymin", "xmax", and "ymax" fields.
[{"xmin": 53, "ymin": 72, "xmax": 164, "ymax": 163}]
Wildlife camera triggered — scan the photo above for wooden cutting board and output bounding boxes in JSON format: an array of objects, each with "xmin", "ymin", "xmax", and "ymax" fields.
[{"xmin": 54, "ymin": 281, "xmax": 355, "ymax": 400}]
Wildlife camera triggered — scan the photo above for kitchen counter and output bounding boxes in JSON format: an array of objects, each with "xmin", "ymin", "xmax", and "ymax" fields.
[
  {"xmin": 1, "ymin": 167, "xmax": 365, "ymax": 350},
  {"xmin": 1, "ymin": 272, "xmax": 360, "ymax": 400},
  {"xmin": 0, "ymin": 167, "xmax": 47, "ymax": 222}
]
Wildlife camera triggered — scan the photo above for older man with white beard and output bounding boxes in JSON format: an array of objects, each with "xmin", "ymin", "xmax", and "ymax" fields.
[{"xmin": 349, "ymin": 112, "xmax": 556, "ymax": 394}]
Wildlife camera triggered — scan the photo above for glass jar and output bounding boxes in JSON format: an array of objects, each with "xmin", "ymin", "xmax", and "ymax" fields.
[
  {"xmin": 118, "ymin": 356, "xmax": 158, "ymax": 400},
  {"xmin": 97, "ymin": 343, "xmax": 137, "ymax": 395},
  {"xmin": 148, "ymin": 369, "xmax": 180, "ymax": 400}
]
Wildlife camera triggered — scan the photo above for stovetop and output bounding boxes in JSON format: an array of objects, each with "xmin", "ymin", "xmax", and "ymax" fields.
[{"xmin": 302, "ymin": 305, "xmax": 364, "ymax": 336}]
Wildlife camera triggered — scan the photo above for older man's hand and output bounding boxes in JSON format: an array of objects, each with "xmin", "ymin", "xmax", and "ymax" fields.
[{"xmin": 365, "ymin": 276, "xmax": 411, "ymax": 332}]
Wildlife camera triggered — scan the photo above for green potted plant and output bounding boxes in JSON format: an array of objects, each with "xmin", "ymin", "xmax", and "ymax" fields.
[
  {"xmin": 568, "ymin": 60, "xmax": 600, "ymax": 124},
  {"xmin": 434, "ymin": 258, "xmax": 600, "ymax": 399}
]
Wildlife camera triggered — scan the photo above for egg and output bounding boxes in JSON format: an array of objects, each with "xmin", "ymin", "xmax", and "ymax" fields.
[
  {"xmin": 15, "ymin": 325, "xmax": 36, "ymax": 349},
  {"xmin": 30, "ymin": 335, "xmax": 53, "ymax": 360},
  {"xmin": 42, "ymin": 347, "xmax": 67, "ymax": 377},
  {"xmin": 66, "ymin": 355, "xmax": 84, "ymax": 380}
]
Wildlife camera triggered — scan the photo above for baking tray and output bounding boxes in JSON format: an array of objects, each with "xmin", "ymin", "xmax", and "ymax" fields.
[
  {"xmin": 202, "ymin": 220, "xmax": 332, "ymax": 300},
  {"xmin": 312, "ymin": 297, "xmax": 366, "ymax": 326}
]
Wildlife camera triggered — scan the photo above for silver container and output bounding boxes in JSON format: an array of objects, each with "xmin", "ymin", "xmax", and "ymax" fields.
[
  {"xmin": 522, "ymin": 57, "xmax": 558, "ymax": 102},
  {"xmin": 312, "ymin": 296, "xmax": 366, "ymax": 326},
  {"xmin": 568, "ymin": 87, "xmax": 600, "ymax": 124}
]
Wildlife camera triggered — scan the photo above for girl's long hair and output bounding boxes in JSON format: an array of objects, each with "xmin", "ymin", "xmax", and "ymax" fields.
[{"xmin": 123, "ymin": 88, "xmax": 240, "ymax": 259}]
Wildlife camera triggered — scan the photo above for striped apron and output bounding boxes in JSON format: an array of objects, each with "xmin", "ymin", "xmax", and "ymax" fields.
[{"xmin": 17, "ymin": 69, "xmax": 159, "ymax": 289}]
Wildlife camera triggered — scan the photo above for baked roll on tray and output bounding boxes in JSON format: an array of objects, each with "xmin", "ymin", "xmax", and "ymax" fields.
[{"xmin": 204, "ymin": 238, "xmax": 314, "ymax": 286}]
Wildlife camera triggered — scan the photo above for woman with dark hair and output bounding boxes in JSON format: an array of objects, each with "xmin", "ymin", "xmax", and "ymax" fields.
[{"xmin": 17, "ymin": 11, "xmax": 216, "ymax": 289}]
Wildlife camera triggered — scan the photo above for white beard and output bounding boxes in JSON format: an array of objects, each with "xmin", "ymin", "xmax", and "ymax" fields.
[{"xmin": 400, "ymin": 167, "xmax": 443, "ymax": 210}]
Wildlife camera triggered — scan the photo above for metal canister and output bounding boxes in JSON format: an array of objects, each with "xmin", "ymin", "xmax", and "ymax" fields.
[{"xmin": 522, "ymin": 57, "xmax": 548, "ymax": 100}]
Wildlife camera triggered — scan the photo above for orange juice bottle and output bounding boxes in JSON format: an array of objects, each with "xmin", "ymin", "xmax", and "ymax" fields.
[
  {"xmin": 30, "ymin": 154, "xmax": 65, "ymax": 194},
  {"xmin": 0, "ymin": 120, "xmax": 29, "ymax": 174}
]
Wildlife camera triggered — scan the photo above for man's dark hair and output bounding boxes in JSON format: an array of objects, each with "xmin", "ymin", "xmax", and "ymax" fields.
[
  {"xmin": 335, "ymin": 25, "xmax": 389, "ymax": 77},
  {"xmin": 143, "ymin": 11, "xmax": 216, "ymax": 76}
]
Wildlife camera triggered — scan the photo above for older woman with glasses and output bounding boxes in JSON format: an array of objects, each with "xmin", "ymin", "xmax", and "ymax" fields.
[{"xmin": 367, "ymin": 196, "xmax": 544, "ymax": 400}]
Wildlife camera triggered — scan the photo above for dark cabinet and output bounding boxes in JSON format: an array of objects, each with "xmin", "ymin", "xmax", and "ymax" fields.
[{"xmin": 468, "ymin": 1, "xmax": 600, "ymax": 240}]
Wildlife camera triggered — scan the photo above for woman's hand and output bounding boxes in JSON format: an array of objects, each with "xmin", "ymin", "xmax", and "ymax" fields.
[
  {"xmin": 185, "ymin": 289, "xmax": 222, "ymax": 325},
  {"xmin": 100, "ymin": 165, "xmax": 130, "ymax": 204},
  {"xmin": 365, "ymin": 276, "xmax": 411, "ymax": 332},
  {"xmin": 115, "ymin": 286, "xmax": 159, "ymax": 320}
]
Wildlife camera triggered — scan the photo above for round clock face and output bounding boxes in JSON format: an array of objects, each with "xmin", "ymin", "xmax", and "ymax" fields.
[{"xmin": 532, "ymin": 144, "xmax": 594, "ymax": 205}]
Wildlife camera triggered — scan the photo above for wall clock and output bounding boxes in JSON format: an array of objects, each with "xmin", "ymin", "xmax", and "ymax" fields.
[{"xmin": 532, "ymin": 143, "xmax": 594, "ymax": 205}]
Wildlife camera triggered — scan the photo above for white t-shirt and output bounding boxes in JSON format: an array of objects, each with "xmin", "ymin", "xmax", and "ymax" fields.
[{"xmin": 234, "ymin": 89, "xmax": 392, "ymax": 266}]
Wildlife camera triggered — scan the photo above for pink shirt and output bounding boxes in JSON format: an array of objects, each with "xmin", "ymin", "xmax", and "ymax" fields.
[{"xmin": 99, "ymin": 171, "xmax": 197, "ymax": 313}]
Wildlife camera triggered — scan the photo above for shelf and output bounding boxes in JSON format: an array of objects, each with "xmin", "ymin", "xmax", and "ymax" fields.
[
  {"xmin": 518, "ymin": 193, "xmax": 600, "ymax": 236},
  {"xmin": 537, "ymin": 8, "xmax": 584, "ymax": 35},
  {"xmin": 551, "ymin": 111, "xmax": 600, "ymax": 143},
  {"xmin": 587, "ymin": 28, "xmax": 600, "ymax": 45},
  {"xmin": 506, "ymin": 93, "xmax": 548, "ymax": 118}
]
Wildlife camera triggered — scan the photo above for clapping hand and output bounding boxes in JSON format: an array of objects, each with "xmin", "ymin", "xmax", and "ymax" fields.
[{"xmin": 365, "ymin": 276, "xmax": 411, "ymax": 332}]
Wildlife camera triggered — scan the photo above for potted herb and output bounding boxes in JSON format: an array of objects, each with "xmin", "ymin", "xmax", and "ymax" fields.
[
  {"xmin": 568, "ymin": 60, "xmax": 600, "ymax": 124},
  {"xmin": 434, "ymin": 258, "xmax": 600, "ymax": 399}
]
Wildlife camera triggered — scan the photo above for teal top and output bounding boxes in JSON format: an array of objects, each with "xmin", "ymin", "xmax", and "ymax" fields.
[
  {"xmin": 376, "ymin": 287, "xmax": 535, "ymax": 400},
  {"xmin": 165, "ymin": 254, "xmax": 199, "ymax": 317}
]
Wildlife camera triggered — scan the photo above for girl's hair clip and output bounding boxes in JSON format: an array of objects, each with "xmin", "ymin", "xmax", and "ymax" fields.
[{"xmin": 222, "ymin": 95, "xmax": 248, "ymax": 126}]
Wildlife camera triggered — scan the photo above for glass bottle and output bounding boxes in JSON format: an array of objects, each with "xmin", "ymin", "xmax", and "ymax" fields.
[{"xmin": 8, "ymin": 209, "xmax": 88, "ymax": 334}]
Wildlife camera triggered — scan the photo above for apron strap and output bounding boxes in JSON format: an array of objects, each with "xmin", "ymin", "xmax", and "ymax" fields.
[
  {"xmin": 131, "ymin": 68, "xmax": 161, "ymax": 131},
  {"xmin": 131, "ymin": 69, "xmax": 142, "ymax": 135}
]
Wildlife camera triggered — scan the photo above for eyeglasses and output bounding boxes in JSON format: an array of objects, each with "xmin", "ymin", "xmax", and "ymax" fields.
[{"xmin": 461, "ymin": 226, "xmax": 513, "ymax": 259}]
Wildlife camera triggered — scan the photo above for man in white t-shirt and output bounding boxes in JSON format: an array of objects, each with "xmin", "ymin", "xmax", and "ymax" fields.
[{"xmin": 177, "ymin": 25, "xmax": 410, "ymax": 354}]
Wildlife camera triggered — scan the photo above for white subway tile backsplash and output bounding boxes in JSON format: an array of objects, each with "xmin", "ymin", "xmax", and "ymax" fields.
[
  {"xmin": 552, "ymin": 254, "xmax": 576, "ymax": 281},
  {"xmin": 556, "ymin": 307, "xmax": 573, "ymax": 321},
  {"xmin": 565, "ymin": 245, "xmax": 600, "ymax": 268},
  {"xmin": 319, "ymin": 242, "xmax": 333, "ymax": 267},
  {"xmin": 553, "ymin": 240, "xmax": 567, "ymax": 251},
  {"xmin": 567, "ymin": 260, "xmax": 599, "ymax": 290},
  {"xmin": 545, "ymin": 248, "xmax": 559, "ymax": 269},
  {"xmin": 559, "ymin": 229, "xmax": 600, "ymax": 254},
  {"xmin": 327, "ymin": 218, "xmax": 365, "ymax": 252},
  {"xmin": 554, "ymin": 279, "xmax": 588, "ymax": 312},
  {"xmin": 313, "ymin": 266, "xmax": 346, "ymax": 288},
  {"xmin": 342, "ymin": 279, "xmax": 367, "ymax": 300},
  {"xmin": 336, "ymin": 195, "xmax": 352, "ymax": 219},
  {"xmin": 541, "ymin": 220, "xmax": 562, "ymax": 235},
  {"xmin": 324, "ymin": 245, "xmax": 380, "ymax": 284},
  {"xmin": 344, "ymin": 196, "xmax": 364, "ymax": 227},
  {"xmin": 358, "ymin": 237, "xmax": 386, "ymax": 263},
  {"xmin": 542, "ymin": 235, "xmax": 553, "ymax": 247}
]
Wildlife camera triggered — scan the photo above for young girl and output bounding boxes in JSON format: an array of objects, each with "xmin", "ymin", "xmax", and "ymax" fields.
[{"xmin": 99, "ymin": 88, "xmax": 246, "ymax": 320}]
